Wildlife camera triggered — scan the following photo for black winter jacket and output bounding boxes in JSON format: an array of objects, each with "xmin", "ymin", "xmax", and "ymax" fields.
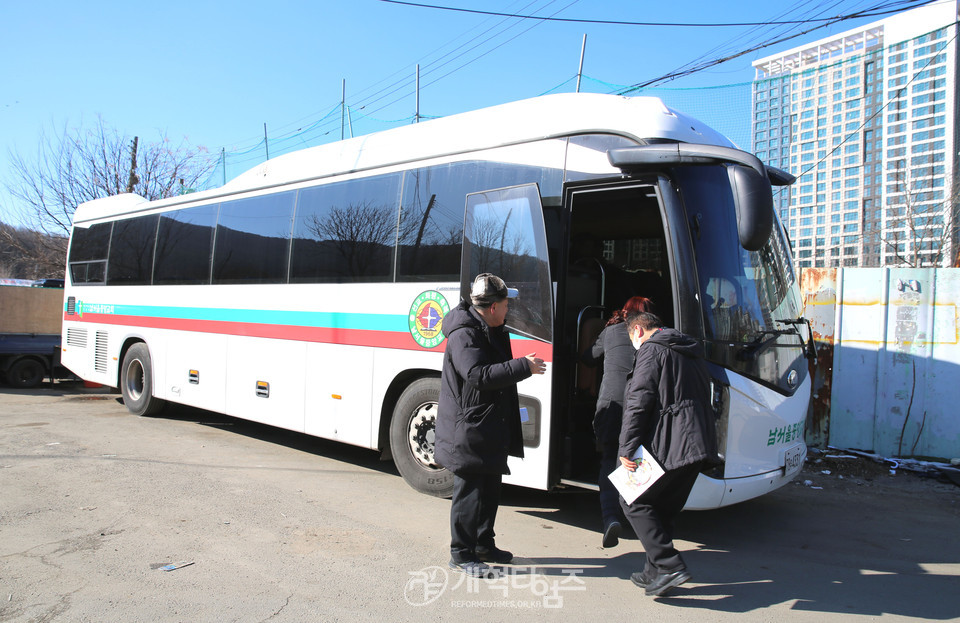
[
  {"xmin": 435, "ymin": 301, "xmax": 532, "ymax": 476},
  {"xmin": 581, "ymin": 322, "xmax": 634, "ymax": 444},
  {"xmin": 619, "ymin": 328, "xmax": 719, "ymax": 472}
]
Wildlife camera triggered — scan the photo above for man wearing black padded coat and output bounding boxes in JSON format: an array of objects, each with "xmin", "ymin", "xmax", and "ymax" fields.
[
  {"xmin": 619, "ymin": 311, "xmax": 719, "ymax": 597},
  {"xmin": 435, "ymin": 273, "xmax": 546, "ymax": 579}
]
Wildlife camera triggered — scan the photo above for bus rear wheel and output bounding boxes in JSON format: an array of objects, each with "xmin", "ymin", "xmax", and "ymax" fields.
[
  {"xmin": 120, "ymin": 343, "xmax": 165, "ymax": 416},
  {"xmin": 389, "ymin": 377, "xmax": 454, "ymax": 498}
]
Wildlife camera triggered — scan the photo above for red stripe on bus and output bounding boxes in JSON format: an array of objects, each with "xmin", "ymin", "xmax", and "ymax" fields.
[
  {"xmin": 65, "ymin": 313, "xmax": 555, "ymax": 361},
  {"xmin": 73, "ymin": 313, "xmax": 444, "ymax": 352}
]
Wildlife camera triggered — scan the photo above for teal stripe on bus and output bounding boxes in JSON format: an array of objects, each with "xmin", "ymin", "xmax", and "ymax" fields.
[{"xmin": 76, "ymin": 303, "xmax": 408, "ymax": 332}]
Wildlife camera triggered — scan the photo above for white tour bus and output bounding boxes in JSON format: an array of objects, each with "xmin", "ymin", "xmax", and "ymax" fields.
[{"xmin": 61, "ymin": 93, "xmax": 814, "ymax": 509}]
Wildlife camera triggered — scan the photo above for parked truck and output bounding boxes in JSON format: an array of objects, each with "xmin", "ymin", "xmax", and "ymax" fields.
[{"xmin": 0, "ymin": 284, "xmax": 69, "ymax": 388}]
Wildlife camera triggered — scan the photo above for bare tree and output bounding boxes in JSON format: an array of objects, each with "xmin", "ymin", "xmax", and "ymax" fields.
[
  {"xmin": 0, "ymin": 222, "xmax": 66, "ymax": 279},
  {"xmin": 882, "ymin": 158, "xmax": 960, "ymax": 267},
  {"xmin": 306, "ymin": 200, "xmax": 400, "ymax": 278},
  {"xmin": 2, "ymin": 116, "xmax": 215, "ymax": 273}
]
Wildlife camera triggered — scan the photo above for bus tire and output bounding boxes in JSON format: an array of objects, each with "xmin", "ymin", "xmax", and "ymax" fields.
[
  {"xmin": 389, "ymin": 377, "xmax": 454, "ymax": 498},
  {"xmin": 7, "ymin": 357, "xmax": 46, "ymax": 388},
  {"xmin": 120, "ymin": 343, "xmax": 165, "ymax": 416}
]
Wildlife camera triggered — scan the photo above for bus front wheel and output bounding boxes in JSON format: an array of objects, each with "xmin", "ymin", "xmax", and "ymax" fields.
[
  {"xmin": 389, "ymin": 377, "xmax": 454, "ymax": 498},
  {"xmin": 120, "ymin": 343, "xmax": 165, "ymax": 416}
]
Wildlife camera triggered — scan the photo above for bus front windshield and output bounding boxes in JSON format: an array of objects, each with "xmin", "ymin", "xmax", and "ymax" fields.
[{"xmin": 674, "ymin": 166, "xmax": 806, "ymax": 394}]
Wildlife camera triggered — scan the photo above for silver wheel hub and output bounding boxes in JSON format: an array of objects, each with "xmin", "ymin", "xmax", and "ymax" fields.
[
  {"xmin": 125, "ymin": 359, "xmax": 145, "ymax": 401},
  {"xmin": 408, "ymin": 401, "xmax": 439, "ymax": 469}
]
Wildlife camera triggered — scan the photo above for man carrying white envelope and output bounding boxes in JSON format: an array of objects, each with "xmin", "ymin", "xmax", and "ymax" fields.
[{"xmin": 617, "ymin": 311, "xmax": 720, "ymax": 597}]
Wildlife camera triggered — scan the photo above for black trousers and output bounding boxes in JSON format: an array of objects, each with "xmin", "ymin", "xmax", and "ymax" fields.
[
  {"xmin": 620, "ymin": 463, "xmax": 701, "ymax": 574},
  {"xmin": 598, "ymin": 440, "xmax": 623, "ymax": 525},
  {"xmin": 450, "ymin": 472, "xmax": 502, "ymax": 563}
]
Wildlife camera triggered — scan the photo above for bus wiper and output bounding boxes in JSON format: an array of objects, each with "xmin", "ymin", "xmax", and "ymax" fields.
[
  {"xmin": 736, "ymin": 329, "xmax": 791, "ymax": 361},
  {"xmin": 736, "ymin": 317, "xmax": 818, "ymax": 362},
  {"xmin": 776, "ymin": 317, "xmax": 818, "ymax": 362}
]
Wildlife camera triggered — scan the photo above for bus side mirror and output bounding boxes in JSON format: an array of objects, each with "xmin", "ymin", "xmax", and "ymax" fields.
[{"xmin": 728, "ymin": 164, "xmax": 774, "ymax": 252}]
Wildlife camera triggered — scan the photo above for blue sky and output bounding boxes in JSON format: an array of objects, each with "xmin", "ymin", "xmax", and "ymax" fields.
[{"xmin": 0, "ymin": 0, "xmax": 907, "ymax": 225}]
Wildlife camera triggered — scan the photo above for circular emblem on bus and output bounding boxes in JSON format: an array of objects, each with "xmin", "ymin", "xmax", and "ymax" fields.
[{"xmin": 408, "ymin": 291, "xmax": 450, "ymax": 349}]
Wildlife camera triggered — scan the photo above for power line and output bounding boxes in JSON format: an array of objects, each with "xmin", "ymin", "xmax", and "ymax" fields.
[
  {"xmin": 299, "ymin": 0, "xmax": 576, "ymax": 137},
  {"xmin": 668, "ymin": 0, "xmax": 850, "ymax": 80},
  {"xmin": 379, "ymin": 0, "xmax": 932, "ymax": 27},
  {"xmin": 616, "ymin": 0, "xmax": 937, "ymax": 91},
  {"xmin": 208, "ymin": 0, "xmax": 939, "ymax": 189},
  {"xmin": 227, "ymin": 0, "xmax": 569, "ymax": 152}
]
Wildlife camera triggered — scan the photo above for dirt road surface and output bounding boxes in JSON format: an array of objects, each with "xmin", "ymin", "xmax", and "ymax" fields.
[{"xmin": 1, "ymin": 383, "xmax": 958, "ymax": 622}]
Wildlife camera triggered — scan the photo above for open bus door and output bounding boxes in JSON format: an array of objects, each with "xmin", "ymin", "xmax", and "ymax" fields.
[
  {"xmin": 460, "ymin": 184, "xmax": 555, "ymax": 491},
  {"xmin": 554, "ymin": 176, "xmax": 680, "ymax": 492}
]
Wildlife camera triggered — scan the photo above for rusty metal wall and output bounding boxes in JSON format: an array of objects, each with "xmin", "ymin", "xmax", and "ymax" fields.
[
  {"xmin": 800, "ymin": 268, "xmax": 837, "ymax": 450},
  {"xmin": 800, "ymin": 267, "xmax": 960, "ymax": 460}
]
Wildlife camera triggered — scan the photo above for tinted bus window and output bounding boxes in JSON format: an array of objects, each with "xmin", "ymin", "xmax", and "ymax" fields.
[
  {"xmin": 68, "ymin": 222, "xmax": 113, "ymax": 285},
  {"xmin": 69, "ymin": 223, "xmax": 112, "ymax": 262},
  {"xmin": 398, "ymin": 161, "xmax": 563, "ymax": 282},
  {"xmin": 107, "ymin": 215, "xmax": 159, "ymax": 285},
  {"xmin": 70, "ymin": 261, "xmax": 107, "ymax": 285},
  {"xmin": 290, "ymin": 175, "xmax": 400, "ymax": 283},
  {"xmin": 154, "ymin": 204, "xmax": 218, "ymax": 285},
  {"xmin": 213, "ymin": 192, "xmax": 296, "ymax": 284},
  {"xmin": 397, "ymin": 167, "xmax": 464, "ymax": 282},
  {"xmin": 463, "ymin": 184, "xmax": 553, "ymax": 343}
]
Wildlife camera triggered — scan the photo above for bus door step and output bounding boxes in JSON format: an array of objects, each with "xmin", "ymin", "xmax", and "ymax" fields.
[{"xmin": 559, "ymin": 478, "xmax": 600, "ymax": 492}]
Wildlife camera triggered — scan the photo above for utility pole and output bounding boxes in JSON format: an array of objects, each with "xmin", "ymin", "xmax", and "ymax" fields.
[
  {"xmin": 576, "ymin": 34, "xmax": 587, "ymax": 93},
  {"xmin": 263, "ymin": 123, "xmax": 269, "ymax": 160},
  {"xmin": 415, "ymin": 64, "xmax": 420, "ymax": 123},
  {"xmin": 341, "ymin": 78, "xmax": 346, "ymax": 140},
  {"xmin": 125, "ymin": 136, "xmax": 139, "ymax": 193}
]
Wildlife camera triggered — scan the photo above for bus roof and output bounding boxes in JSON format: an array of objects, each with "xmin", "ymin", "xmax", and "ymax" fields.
[{"xmin": 73, "ymin": 93, "xmax": 734, "ymax": 224}]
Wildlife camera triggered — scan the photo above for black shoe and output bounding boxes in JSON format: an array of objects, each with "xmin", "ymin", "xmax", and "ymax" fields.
[
  {"xmin": 644, "ymin": 569, "xmax": 691, "ymax": 596},
  {"xmin": 630, "ymin": 570, "xmax": 655, "ymax": 588},
  {"xmin": 602, "ymin": 521, "xmax": 622, "ymax": 548},
  {"xmin": 449, "ymin": 559, "xmax": 494, "ymax": 578},
  {"xmin": 476, "ymin": 546, "xmax": 513, "ymax": 564}
]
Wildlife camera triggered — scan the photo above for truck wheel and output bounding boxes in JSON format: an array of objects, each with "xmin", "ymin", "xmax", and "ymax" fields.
[
  {"xmin": 7, "ymin": 358, "xmax": 46, "ymax": 388},
  {"xmin": 120, "ymin": 343, "xmax": 165, "ymax": 416},
  {"xmin": 389, "ymin": 377, "xmax": 454, "ymax": 498}
]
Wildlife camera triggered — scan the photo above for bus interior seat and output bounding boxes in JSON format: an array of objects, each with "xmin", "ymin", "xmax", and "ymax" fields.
[{"xmin": 576, "ymin": 314, "xmax": 605, "ymax": 396}]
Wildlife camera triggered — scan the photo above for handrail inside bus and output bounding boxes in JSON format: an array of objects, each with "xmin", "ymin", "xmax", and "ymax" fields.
[{"xmin": 574, "ymin": 257, "xmax": 606, "ymax": 308}]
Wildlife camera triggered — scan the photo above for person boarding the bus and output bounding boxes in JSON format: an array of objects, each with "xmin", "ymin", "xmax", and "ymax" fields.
[
  {"xmin": 435, "ymin": 273, "xmax": 547, "ymax": 578},
  {"xmin": 580, "ymin": 296, "xmax": 656, "ymax": 549},
  {"xmin": 618, "ymin": 311, "xmax": 718, "ymax": 597}
]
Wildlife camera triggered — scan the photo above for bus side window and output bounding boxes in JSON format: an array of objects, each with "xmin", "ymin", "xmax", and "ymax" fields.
[
  {"xmin": 397, "ymin": 159, "xmax": 563, "ymax": 283},
  {"xmin": 107, "ymin": 215, "xmax": 159, "ymax": 285},
  {"xmin": 154, "ymin": 204, "xmax": 218, "ymax": 285},
  {"xmin": 291, "ymin": 175, "xmax": 400, "ymax": 283},
  {"xmin": 397, "ymin": 167, "xmax": 461, "ymax": 282},
  {"xmin": 213, "ymin": 192, "xmax": 296, "ymax": 284},
  {"xmin": 67, "ymin": 222, "xmax": 112, "ymax": 285}
]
